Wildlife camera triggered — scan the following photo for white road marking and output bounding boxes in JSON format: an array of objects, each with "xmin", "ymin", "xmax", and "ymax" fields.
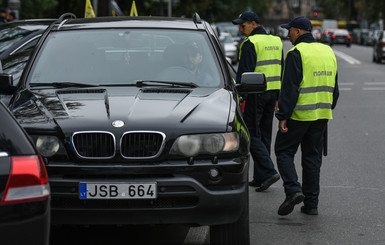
[
  {"xmin": 333, "ymin": 50, "xmax": 361, "ymax": 64},
  {"xmin": 364, "ymin": 82, "xmax": 385, "ymax": 85},
  {"xmin": 362, "ymin": 87, "xmax": 385, "ymax": 90}
]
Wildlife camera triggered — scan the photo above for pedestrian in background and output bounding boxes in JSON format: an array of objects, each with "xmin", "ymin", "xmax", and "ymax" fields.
[
  {"xmin": 0, "ymin": 8, "xmax": 7, "ymax": 24},
  {"xmin": 232, "ymin": 11, "xmax": 283, "ymax": 192},
  {"xmin": 6, "ymin": 11, "xmax": 16, "ymax": 22},
  {"xmin": 275, "ymin": 16, "xmax": 339, "ymax": 216}
]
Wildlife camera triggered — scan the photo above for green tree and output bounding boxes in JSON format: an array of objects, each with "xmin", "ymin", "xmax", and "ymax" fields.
[{"xmin": 19, "ymin": 0, "xmax": 58, "ymax": 19}]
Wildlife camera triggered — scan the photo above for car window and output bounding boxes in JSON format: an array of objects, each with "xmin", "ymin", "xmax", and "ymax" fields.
[
  {"xmin": 336, "ymin": 29, "xmax": 349, "ymax": 35},
  {"xmin": 28, "ymin": 29, "xmax": 223, "ymax": 87}
]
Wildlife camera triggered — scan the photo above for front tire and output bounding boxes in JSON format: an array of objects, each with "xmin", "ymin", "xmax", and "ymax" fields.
[{"xmin": 209, "ymin": 191, "xmax": 250, "ymax": 245}]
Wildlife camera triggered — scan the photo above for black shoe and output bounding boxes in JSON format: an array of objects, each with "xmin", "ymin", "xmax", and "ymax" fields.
[
  {"xmin": 255, "ymin": 173, "xmax": 280, "ymax": 192},
  {"xmin": 278, "ymin": 192, "xmax": 305, "ymax": 216},
  {"xmin": 249, "ymin": 180, "xmax": 261, "ymax": 187},
  {"xmin": 301, "ymin": 206, "xmax": 318, "ymax": 215}
]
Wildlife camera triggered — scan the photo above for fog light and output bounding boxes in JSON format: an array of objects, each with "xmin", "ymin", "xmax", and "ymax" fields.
[{"xmin": 209, "ymin": 168, "xmax": 219, "ymax": 179}]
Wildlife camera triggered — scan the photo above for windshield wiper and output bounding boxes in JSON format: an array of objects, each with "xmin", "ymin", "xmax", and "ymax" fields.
[
  {"xmin": 98, "ymin": 83, "xmax": 138, "ymax": 87},
  {"xmin": 136, "ymin": 80, "xmax": 199, "ymax": 88},
  {"xmin": 29, "ymin": 82, "xmax": 99, "ymax": 88}
]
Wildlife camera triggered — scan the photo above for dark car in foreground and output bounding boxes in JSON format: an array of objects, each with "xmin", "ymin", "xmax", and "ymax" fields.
[
  {"xmin": 373, "ymin": 30, "xmax": 385, "ymax": 63},
  {"xmin": 0, "ymin": 101, "xmax": 50, "ymax": 245},
  {"xmin": 0, "ymin": 19, "xmax": 53, "ymax": 60},
  {"xmin": 330, "ymin": 28, "xmax": 351, "ymax": 47},
  {"xmin": 0, "ymin": 14, "xmax": 266, "ymax": 245}
]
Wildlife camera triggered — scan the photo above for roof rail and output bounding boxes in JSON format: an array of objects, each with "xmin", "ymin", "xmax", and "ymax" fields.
[
  {"xmin": 58, "ymin": 13, "xmax": 76, "ymax": 23},
  {"xmin": 193, "ymin": 13, "xmax": 202, "ymax": 24}
]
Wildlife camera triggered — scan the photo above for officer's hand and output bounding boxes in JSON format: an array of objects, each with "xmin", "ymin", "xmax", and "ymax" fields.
[{"xmin": 279, "ymin": 120, "xmax": 288, "ymax": 133}]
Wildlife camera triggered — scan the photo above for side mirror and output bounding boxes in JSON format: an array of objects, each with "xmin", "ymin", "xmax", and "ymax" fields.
[
  {"xmin": 236, "ymin": 72, "xmax": 266, "ymax": 94},
  {"xmin": 0, "ymin": 74, "xmax": 16, "ymax": 95}
]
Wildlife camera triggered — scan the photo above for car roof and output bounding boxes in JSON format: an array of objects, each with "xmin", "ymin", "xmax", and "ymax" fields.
[
  {"xmin": 0, "ymin": 19, "xmax": 55, "ymax": 31},
  {"xmin": 51, "ymin": 16, "xmax": 207, "ymax": 31}
]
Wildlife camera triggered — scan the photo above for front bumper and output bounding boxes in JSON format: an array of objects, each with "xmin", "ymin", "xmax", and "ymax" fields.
[{"xmin": 48, "ymin": 157, "xmax": 249, "ymax": 226}]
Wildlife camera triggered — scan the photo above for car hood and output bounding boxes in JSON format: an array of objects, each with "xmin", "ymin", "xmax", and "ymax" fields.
[{"xmin": 12, "ymin": 87, "xmax": 233, "ymax": 135}]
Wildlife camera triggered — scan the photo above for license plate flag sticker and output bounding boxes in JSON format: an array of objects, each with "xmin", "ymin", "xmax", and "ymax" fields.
[
  {"xmin": 79, "ymin": 183, "xmax": 87, "ymax": 199},
  {"xmin": 79, "ymin": 183, "xmax": 157, "ymax": 199}
]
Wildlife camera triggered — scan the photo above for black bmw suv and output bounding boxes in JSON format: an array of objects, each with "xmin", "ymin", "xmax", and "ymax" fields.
[{"xmin": 0, "ymin": 13, "xmax": 265, "ymax": 245}]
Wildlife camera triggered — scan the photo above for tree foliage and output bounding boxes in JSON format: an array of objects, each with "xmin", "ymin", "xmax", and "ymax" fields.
[{"xmin": 318, "ymin": 0, "xmax": 384, "ymax": 25}]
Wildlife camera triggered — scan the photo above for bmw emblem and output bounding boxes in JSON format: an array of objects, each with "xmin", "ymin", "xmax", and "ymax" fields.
[{"xmin": 112, "ymin": 120, "xmax": 124, "ymax": 128}]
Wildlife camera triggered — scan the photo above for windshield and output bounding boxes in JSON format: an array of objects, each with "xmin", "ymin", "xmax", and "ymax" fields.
[{"xmin": 28, "ymin": 29, "xmax": 223, "ymax": 88}]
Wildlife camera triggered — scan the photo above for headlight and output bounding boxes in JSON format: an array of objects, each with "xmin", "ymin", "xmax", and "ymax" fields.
[
  {"xmin": 202, "ymin": 134, "xmax": 225, "ymax": 153},
  {"xmin": 170, "ymin": 132, "xmax": 239, "ymax": 157},
  {"xmin": 175, "ymin": 135, "xmax": 201, "ymax": 156},
  {"xmin": 36, "ymin": 136, "xmax": 60, "ymax": 157}
]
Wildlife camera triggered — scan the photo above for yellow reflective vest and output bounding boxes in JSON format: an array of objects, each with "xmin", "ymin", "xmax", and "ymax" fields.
[
  {"xmin": 239, "ymin": 34, "xmax": 283, "ymax": 91},
  {"xmin": 288, "ymin": 42, "xmax": 337, "ymax": 121}
]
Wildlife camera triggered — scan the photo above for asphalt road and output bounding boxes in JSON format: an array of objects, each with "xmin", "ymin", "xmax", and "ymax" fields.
[
  {"xmin": 249, "ymin": 40, "xmax": 385, "ymax": 245},
  {"xmin": 50, "ymin": 41, "xmax": 385, "ymax": 245}
]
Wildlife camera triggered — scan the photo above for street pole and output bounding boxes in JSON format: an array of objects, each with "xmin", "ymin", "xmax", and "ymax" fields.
[
  {"xmin": 93, "ymin": 0, "xmax": 98, "ymax": 16},
  {"xmin": 168, "ymin": 0, "xmax": 172, "ymax": 17}
]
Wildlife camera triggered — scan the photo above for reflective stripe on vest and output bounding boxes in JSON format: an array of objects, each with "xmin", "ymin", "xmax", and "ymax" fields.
[
  {"xmin": 239, "ymin": 35, "xmax": 283, "ymax": 91},
  {"xmin": 288, "ymin": 42, "xmax": 337, "ymax": 121}
]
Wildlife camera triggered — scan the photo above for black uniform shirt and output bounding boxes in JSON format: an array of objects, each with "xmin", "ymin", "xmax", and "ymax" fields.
[{"xmin": 275, "ymin": 33, "xmax": 339, "ymax": 121}]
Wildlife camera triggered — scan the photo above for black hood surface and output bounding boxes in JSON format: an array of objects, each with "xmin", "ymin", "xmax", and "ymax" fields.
[{"xmin": 12, "ymin": 87, "xmax": 234, "ymax": 135}]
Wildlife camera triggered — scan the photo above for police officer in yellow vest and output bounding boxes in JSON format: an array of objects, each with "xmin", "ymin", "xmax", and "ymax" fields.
[
  {"xmin": 232, "ymin": 11, "xmax": 283, "ymax": 192},
  {"xmin": 275, "ymin": 16, "xmax": 339, "ymax": 216}
]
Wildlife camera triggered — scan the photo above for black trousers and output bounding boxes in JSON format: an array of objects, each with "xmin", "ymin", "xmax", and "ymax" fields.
[
  {"xmin": 274, "ymin": 119, "xmax": 327, "ymax": 209},
  {"xmin": 243, "ymin": 91, "xmax": 279, "ymax": 184}
]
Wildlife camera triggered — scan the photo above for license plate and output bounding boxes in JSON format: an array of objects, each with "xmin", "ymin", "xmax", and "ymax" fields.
[{"xmin": 79, "ymin": 182, "xmax": 157, "ymax": 199}]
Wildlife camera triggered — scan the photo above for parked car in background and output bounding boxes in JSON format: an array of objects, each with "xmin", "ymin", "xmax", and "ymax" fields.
[
  {"xmin": 330, "ymin": 29, "xmax": 351, "ymax": 47},
  {"xmin": 358, "ymin": 29, "xmax": 370, "ymax": 45},
  {"xmin": 219, "ymin": 32, "xmax": 238, "ymax": 64},
  {"xmin": 320, "ymin": 28, "xmax": 335, "ymax": 43},
  {"xmin": 277, "ymin": 26, "xmax": 288, "ymax": 39},
  {"xmin": 0, "ymin": 101, "xmax": 50, "ymax": 245},
  {"xmin": 0, "ymin": 13, "xmax": 268, "ymax": 245},
  {"xmin": 312, "ymin": 29, "xmax": 321, "ymax": 42},
  {"xmin": 0, "ymin": 19, "xmax": 53, "ymax": 60},
  {"xmin": 212, "ymin": 21, "xmax": 243, "ymax": 47},
  {"xmin": 372, "ymin": 30, "xmax": 385, "ymax": 63},
  {"xmin": 364, "ymin": 30, "xmax": 382, "ymax": 46}
]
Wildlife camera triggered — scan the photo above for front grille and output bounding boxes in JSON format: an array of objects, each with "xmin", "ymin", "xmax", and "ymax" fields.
[
  {"xmin": 72, "ymin": 132, "xmax": 115, "ymax": 158},
  {"xmin": 121, "ymin": 131, "xmax": 165, "ymax": 158}
]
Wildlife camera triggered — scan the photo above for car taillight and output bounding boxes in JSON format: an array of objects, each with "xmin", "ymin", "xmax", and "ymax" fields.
[
  {"xmin": 382, "ymin": 42, "xmax": 385, "ymax": 47},
  {"xmin": 347, "ymin": 35, "xmax": 351, "ymax": 39},
  {"xmin": 0, "ymin": 155, "xmax": 50, "ymax": 204},
  {"xmin": 332, "ymin": 34, "xmax": 336, "ymax": 39}
]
